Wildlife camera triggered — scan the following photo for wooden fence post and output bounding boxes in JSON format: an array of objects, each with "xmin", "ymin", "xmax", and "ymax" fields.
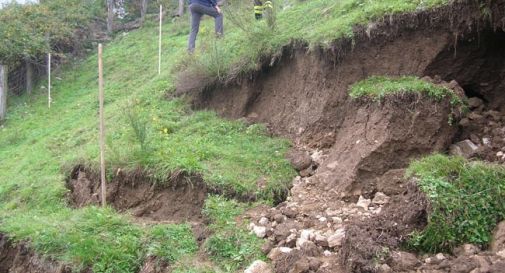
[
  {"xmin": 26, "ymin": 61, "xmax": 33, "ymax": 95},
  {"xmin": 158, "ymin": 5, "xmax": 162, "ymax": 75},
  {"xmin": 48, "ymin": 53, "xmax": 52, "ymax": 108},
  {"xmin": 0, "ymin": 65, "xmax": 7, "ymax": 122},
  {"xmin": 98, "ymin": 44, "xmax": 107, "ymax": 207}
]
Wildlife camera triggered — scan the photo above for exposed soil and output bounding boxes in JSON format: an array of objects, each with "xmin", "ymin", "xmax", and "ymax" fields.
[
  {"xmin": 0, "ymin": 234, "xmax": 90, "ymax": 273},
  {"xmin": 186, "ymin": 0, "xmax": 505, "ymax": 272},
  {"xmin": 67, "ymin": 166, "xmax": 207, "ymax": 223}
]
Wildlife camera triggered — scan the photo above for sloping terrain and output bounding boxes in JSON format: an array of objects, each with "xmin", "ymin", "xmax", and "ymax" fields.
[{"xmin": 1, "ymin": 0, "xmax": 505, "ymax": 273}]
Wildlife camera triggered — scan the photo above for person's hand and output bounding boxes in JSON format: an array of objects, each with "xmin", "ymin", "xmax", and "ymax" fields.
[{"xmin": 215, "ymin": 5, "xmax": 222, "ymax": 14}]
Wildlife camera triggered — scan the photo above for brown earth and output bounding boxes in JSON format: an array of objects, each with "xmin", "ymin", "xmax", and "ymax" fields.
[
  {"xmin": 67, "ymin": 166, "xmax": 207, "ymax": 223},
  {"xmin": 0, "ymin": 234, "xmax": 90, "ymax": 273},
  {"xmin": 185, "ymin": 0, "xmax": 505, "ymax": 272}
]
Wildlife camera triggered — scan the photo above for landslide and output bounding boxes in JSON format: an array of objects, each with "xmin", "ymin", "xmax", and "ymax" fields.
[{"xmin": 185, "ymin": 0, "xmax": 505, "ymax": 272}]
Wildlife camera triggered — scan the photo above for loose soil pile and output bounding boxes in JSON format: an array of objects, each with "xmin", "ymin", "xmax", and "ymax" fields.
[{"xmin": 67, "ymin": 166, "xmax": 207, "ymax": 223}]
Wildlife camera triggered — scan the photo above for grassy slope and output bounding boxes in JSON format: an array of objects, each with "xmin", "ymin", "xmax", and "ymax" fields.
[{"xmin": 0, "ymin": 0, "xmax": 457, "ymax": 272}]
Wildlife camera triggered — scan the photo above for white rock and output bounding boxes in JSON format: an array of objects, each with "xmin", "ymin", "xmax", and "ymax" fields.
[
  {"xmin": 258, "ymin": 217, "xmax": 269, "ymax": 226},
  {"xmin": 300, "ymin": 229, "xmax": 315, "ymax": 241},
  {"xmin": 332, "ymin": 217, "xmax": 343, "ymax": 224},
  {"xmin": 328, "ymin": 228, "xmax": 346, "ymax": 248},
  {"xmin": 372, "ymin": 192, "xmax": 390, "ymax": 205},
  {"xmin": 253, "ymin": 225, "xmax": 267, "ymax": 238},
  {"xmin": 497, "ymin": 249, "xmax": 505, "ymax": 258},
  {"xmin": 356, "ymin": 196, "xmax": 371, "ymax": 210},
  {"xmin": 435, "ymin": 253, "xmax": 446, "ymax": 260},
  {"xmin": 286, "ymin": 233, "xmax": 297, "ymax": 244},
  {"xmin": 315, "ymin": 234, "xmax": 329, "ymax": 247},
  {"xmin": 483, "ymin": 138, "xmax": 491, "ymax": 146},
  {"xmin": 327, "ymin": 161, "xmax": 339, "ymax": 170},
  {"xmin": 244, "ymin": 260, "xmax": 272, "ymax": 273},
  {"xmin": 323, "ymin": 250, "xmax": 332, "ymax": 257},
  {"xmin": 296, "ymin": 237, "xmax": 308, "ymax": 248},
  {"xmin": 497, "ymin": 151, "xmax": 504, "ymax": 158},
  {"xmin": 248, "ymin": 223, "xmax": 255, "ymax": 231},
  {"xmin": 450, "ymin": 140, "xmax": 479, "ymax": 158},
  {"xmin": 319, "ymin": 217, "xmax": 327, "ymax": 222},
  {"xmin": 280, "ymin": 247, "xmax": 292, "ymax": 253}
]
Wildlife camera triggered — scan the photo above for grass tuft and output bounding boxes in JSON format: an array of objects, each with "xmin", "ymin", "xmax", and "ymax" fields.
[{"xmin": 406, "ymin": 154, "xmax": 505, "ymax": 252}]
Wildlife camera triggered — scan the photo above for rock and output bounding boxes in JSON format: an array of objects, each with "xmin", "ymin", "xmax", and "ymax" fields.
[
  {"xmin": 491, "ymin": 221, "xmax": 505, "ymax": 252},
  {"xmin": 273, "ymin": 214, "xmax": 285, "ymax": 224},
  {"xmin": 459, "ymin": 118, "xmax": 470, "ymax": 127},
  {"xmin": 244, "ymin": 260, "xmax": 272, "ymax": 273},
  {"xmin": 468, "ymin": 112, "xmax": 485, "ymax": 121},
  {"xmin": 332, "ymin": 217, "xmax": 343, "ymax": 224},
  {"xmin": 308, "ymin": 257, "xmax": 322, "ymax": 270},
  {"xmin": 497, "ymin": 249, "xmax": 505, "ymax": 258},
  {"xmin": 291, "ymin": 257, "xmax": 311, "ymax": 273},
  {"xmin": 449, "ymin": 140, "xmax": 479, "ymax": 158},
  {"xmin": 281, "ymin": 207, "xmax": 298, "ymax": 218},
  {"xmin": 287, "ymin": 150, "xmax": 313, "ymax": 171},
  {"xmin": 261, "ymin": 241, "xmax": 274, "ymax": 255},
  {"xmin": 453, "ymin": 244, "xmax": 480, "ymax": 256},
  {"xmin": 253, "ymin": 225, "xmax": 267, "ymax": 238},
  {"xmin": 323, "ymin": 250, "xmax": 332, "ymax": 256},
  {"xmin": 377, "ymin": 264, "xmax": 393, "ymax": 273},
  {"xmin": 372, "ymin": 192, "xmax": 390, "ymax": 205},
  {"xmin": 483, "ymin": 137, "xmax": 491, "ymax": 146},
  {"xmin": 300, "ymin": 241, "xmax": 321, "ymax": 257},
  {"xmin": 314, "ymin": 234, "xmax": 328, "ymax": 247},
  {"xmin": 328, "ymin": 228, "xmax": 345, "ymax": 248},
  {"xmin": 435, "ymin": 253, "xmax": 446, "ymax": 261},
  {"xmin": 389, "ymin": 251, "xmax": 420, "ymax": 271},
  {"xmin": 310, "ymin": 150, "xmax": 325, "ymax": 165},
  {"xmin": 268, "ymin": 247, "xmax": 290, "ymax": 261},
  {"xmin": 296, "ymin": 237, "xmax": 308, "ymax": 248},
  {"xmin": 259, "ymin": 217, "xmax": 269, "ymax": 226},
  {"xmin": 356, "ymin": 196, "xmax": 371, "ymax": 210},
  {"xmin": 300, "ymin": 229, "xmax": 315, "ymax": 241},
  {"xmin": 468, "ymin": 97, "xmax": 484, "ymax": 109}
]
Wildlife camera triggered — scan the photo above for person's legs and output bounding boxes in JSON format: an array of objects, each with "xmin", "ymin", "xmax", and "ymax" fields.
[
  {"xmin": 194, "ymin": 5, "xmax": 224, "ymax": 36},
  {"xmin": 188, "ymin": 4, "xmax": 203, "ymax": 53}
]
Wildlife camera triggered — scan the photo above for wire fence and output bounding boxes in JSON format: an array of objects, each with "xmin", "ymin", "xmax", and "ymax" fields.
[{"xmin": 7, "ymin": 57, "xmax": 51, "ymax": 96}]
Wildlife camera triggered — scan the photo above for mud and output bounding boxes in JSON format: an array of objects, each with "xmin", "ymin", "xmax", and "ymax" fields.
[
  {"xmin": 0, "ymin": 234, "xmax": 90, "ymax": 273},
  {"xmin": 67, "ymin": 166, "xmax": 207, "ymax": 223}
]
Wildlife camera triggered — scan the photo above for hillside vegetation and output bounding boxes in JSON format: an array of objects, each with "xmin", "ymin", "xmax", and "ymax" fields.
[{"xmin": 4, "ymin": 0, "xmax": 493, "ymax": 272}]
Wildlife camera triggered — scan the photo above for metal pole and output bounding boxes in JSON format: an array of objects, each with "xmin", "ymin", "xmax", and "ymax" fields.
[
  {"xmin": 158, "ymin": 5, "xmax": 163, "ymax": 75},
  {"xmin": 98, "ymin": 44, "xmax": 107, "ymax": 207}
]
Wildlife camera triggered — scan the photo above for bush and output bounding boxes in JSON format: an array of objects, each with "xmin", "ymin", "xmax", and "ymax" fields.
[{"xmin": 406, "ymin": 154, "xmax": 505, "ymax": 252}]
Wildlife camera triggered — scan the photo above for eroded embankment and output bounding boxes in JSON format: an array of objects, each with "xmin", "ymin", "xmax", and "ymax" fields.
[
  {"xmin": 67, "ymin": 166, "xmax": 207, "ymax": 224},
  {"xmin": 185, "ymin": 0, "xmax": 505, "ymax": 272}
]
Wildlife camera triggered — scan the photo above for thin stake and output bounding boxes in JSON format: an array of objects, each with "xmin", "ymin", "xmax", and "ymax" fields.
[
  {"xmin": 48, "ymin": 53, "xmax": 51, "ymax": 108},
  {"xmin": 158, "ymin": 5, "xmax": 162, "ymax": 75},
  {"xmin": 98, "ymin": 44, "xmax": 107, "ymax": 207}
]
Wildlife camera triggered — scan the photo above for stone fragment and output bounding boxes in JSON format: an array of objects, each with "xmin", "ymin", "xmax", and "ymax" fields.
[
  {"xmin": 328, "ymin": 228, "xmax": 345, "ymax": 248},
  {"xmin": 389, "ymin": 251, "xmax": 420, "ymax": 271},
  {"xmin": 377, "ymin": 264, "xmax": 392, "ymax": 273},
  {"xmin": 287, "ymin": 150, "xmax": 312, "ymax": 171},
  {"xmin": 356, "ymin": 196, "xmax": 371, "ymax": 210},
  {"xmin": 449, "ymin": 140, "xmax": 479, "ymax": 158},
  {"xmin": 244, "ymin": 260, "xmax": 272, "ymax": 273},
  {"xmin": 323, "ymin": 250, "xmax": 332, "ymax": 256},
  {"xmin": 253, "ymin": 225, "xmax": 267, "ymax": 238},
  {"xmin": 453, "ymin": 244, "xmax": 480, "ymax": 256},
  {"xmin": 300, "ymin": 241, "xmax": 321, "ymax": 257},
  {"xmin": 372, "ymin": 192, "xmax": 390, "ymax": 205},
  {"xmin": 261, "ymin": 241, "xmax": 274, "ymax": 255},
  {"xmin": 314, "ymin": 234, "xmax": 328, "ymax": 247},
  {"xmin": 258, "ymin": 217, "xmax": 269, "ymax": 226},
  {"xmin": 468, "ymin": 97, "xmax": 484, "ymax": 109},
  {"xmin": 308, "ymin": 257, "xmax": 322, "ymax": 270},
  {"xmin": 273, "ymin": 214, "xmax": 285, "ymax": 224}
]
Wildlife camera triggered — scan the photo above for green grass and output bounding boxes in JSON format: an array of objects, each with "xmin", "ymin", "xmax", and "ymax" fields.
[
  {"xmin": 349, "ymin": 76, "xmax": 463, "ymax": 105},
  {"xmin": 146, "ymin": 224, "xmax": 198, "ymax": 263},
  {"xmin": 181, "ymin": 0, "xmax": 450, "ymax": 82},
  {"xmin": 406, "ymin": 154, "xmax": 505, "ymax": 252},
  {"xmin": 203, "ymin": 196, "xmax": 265, "ymax": 272},
  {"xmin": 0, "ymin": 0, "xmax": 464, "ymax": 271}
]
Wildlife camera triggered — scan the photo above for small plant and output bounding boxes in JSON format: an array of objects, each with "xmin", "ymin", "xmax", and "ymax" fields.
[
  {"xmin": 124, "ymin": 103, "xmax": 150, "ymax": 152},
  {"xmin": 406, "ymin": 154, "xmax": 505, "ymax": 252}
]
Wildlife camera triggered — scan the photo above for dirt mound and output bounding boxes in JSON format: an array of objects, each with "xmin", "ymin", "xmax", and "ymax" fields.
[
  {"xmin": 67, "ymin": 167, "xmax": 207, "ymax": 223},
  {"xmin": 0, "ymin": 234, "xmax": 89, "ymax": 273}
]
